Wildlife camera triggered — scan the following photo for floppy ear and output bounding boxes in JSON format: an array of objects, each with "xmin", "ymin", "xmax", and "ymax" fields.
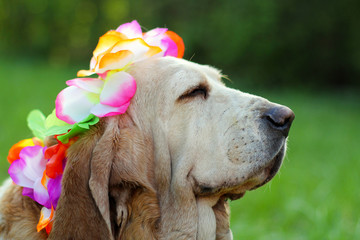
[
  {"xmin": 89, "ymin": 116, "xmax": 156, "ymax": 239},
  {"xmin": 48, "ymin": 120, "xmax": 111, "ymax": 240},
  {"xmin": 87, "ymin": 117, "xmax": 121, "ymax": 238},
  {"xmin": 151, "ymin": 122, "xmax": 199, "ymax": 239},
  {"xmin": 49, "ymin": 116, "xmax": 156, "ymax": 240}
]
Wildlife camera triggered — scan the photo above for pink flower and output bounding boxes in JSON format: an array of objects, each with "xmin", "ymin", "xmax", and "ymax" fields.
[
  {"xmin": 8, "ymin": 145, "xmax": 63, "ymax": 232},
  {"xmin": 8, "ymin": 146, "xmax": 51, "ymax": 208},
  {"xmin": 8, "ymin": 146, "xmax": 62, "ymax": 209},
  {"xmin": 56, "ymin": 72, "xmax": 136, "ymax": 124}
]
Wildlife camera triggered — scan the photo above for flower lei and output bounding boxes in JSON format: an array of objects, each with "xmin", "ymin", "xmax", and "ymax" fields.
[{"xmin": 6, "ymin": 20, "xmax": 184, "ymax": 234}]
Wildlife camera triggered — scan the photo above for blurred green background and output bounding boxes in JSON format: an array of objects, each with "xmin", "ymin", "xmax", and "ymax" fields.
[{"xmin": 0, "ymin": 0, "xmax": 359, "ymax": 239}]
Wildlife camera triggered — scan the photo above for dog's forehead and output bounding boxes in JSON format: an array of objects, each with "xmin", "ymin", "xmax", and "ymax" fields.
[
  {"xmin": 168, "ymin": 58, "xmax": 222, "ymax": 81},
  {"xmin": 131, "ymin": 57, "xmax": 223, "ymax": 86}
]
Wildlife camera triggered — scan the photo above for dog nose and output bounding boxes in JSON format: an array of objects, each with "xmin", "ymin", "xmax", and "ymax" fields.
[{"xmin": 263, "ymin": 106, "xmax": 295, "ymax": 136}]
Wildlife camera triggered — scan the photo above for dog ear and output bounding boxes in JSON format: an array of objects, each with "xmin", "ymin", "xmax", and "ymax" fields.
[
  {"xmin": 213, "ymin": 197, "xmax": 232, "ymax": 240},
  {"xmin": 151, "ymin": 122, "xmax": 199, "ymax": 239},
  {"xmin": 87, "ymin": 117, "xmax": 121, "ymax": 238},
  {"xmin": 89, "ymin": 116, "xmax": 156, "ymax": 239},
  {"xmin": 49, "ymin": 116, "xmax": 156, "ymax": 240},
  {"xmin": 48, "ymin": 120, "xmax": 110, "ymax": 239}
]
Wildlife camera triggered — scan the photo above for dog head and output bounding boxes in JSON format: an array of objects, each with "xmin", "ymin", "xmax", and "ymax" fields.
[{"xmin": 49, "ymin": 57, "xmax": 294, "ymax": 239}]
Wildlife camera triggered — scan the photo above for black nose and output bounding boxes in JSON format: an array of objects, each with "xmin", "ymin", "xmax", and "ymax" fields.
[{"xmin": 263, "ymin": 106, "xmax": 295, "ymax": 136}]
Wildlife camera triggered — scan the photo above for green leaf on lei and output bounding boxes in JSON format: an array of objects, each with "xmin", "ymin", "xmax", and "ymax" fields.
[
  {"xmin": 27, "ymin": 110, "xmax": 47, "ymax": 140},
  {"xmin": 27, "ymin": 109, "xmax": 99, "ymax": 144},
  {"xmin": 56, "ymin": 114, "xmax": 100, "ymax": 144},
  {"xmin": 44, "ymin": 110, "xmax": 73, "ymax": 136},
  {"xmin": 45, "ymin": 109, "xmax": 69, "ymax": 129}
]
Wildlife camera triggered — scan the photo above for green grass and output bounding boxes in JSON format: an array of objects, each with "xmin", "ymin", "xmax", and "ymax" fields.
[{"xmin": 1, "ymin": 58, "xmax": 359, "ymax": 239}]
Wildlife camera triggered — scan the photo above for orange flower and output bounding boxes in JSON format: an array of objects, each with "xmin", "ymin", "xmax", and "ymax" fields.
[
  {"xmin": 77, "ymin": 20, "xmax": 184, "ymax": 77},
  {"xmin": 7, "ymin": 138, "xmax": 43, "ymax": 163}
]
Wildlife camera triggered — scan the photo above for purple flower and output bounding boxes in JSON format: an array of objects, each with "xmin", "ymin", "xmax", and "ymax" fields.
[{"xmin": 8, "ymin": 145, "xmax": 62, "ymax": 209}]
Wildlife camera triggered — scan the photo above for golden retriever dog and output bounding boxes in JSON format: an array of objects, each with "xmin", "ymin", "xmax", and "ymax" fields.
[{"xmin": 0, "ymin": 56, "xmax": 294, "ymax": 239}]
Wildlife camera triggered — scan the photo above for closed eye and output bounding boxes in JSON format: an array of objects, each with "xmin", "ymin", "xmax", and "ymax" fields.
[{"xmin": 178, "ymin": 84, "xmax": 209, "ymax": 100}]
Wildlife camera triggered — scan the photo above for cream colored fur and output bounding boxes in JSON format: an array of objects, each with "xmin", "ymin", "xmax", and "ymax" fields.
[{"xmin": 0, "ymin": 57, "xmax": 292, "ymax": 239}]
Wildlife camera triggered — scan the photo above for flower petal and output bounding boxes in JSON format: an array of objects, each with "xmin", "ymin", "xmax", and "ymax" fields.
[
  {"xmin": 66, "ymin": 78, "xmax": 104, "ymax": 94},
  {"xmin": 90, "ymin": 57, "xmax": 97, "ymax": 71},
  {"xmin": 45, "ymin": 143, "xmax": 66, "ymax": 179},
  {"xmin": 116, "ymin": 20, "xmax": 143, "ymax": 39},
  {"xmin": 7, "ymin": 138, "xmax": 36, "ymax": 163},
  {"xmin": 161, "ymin": 36, "xmax": 178, "ymax": 57},
  {"xmin": 100, "ymin": 71, "xmax": 136, "ymax": 107},
  {"xmin": 97, "ymin": 72, "xmax": 108, "ymax": 79},
  {"xmin": 110, "ymin": 38, "xmax": 162, "ymax": 62},
  {"xmin": 77, "ymin": 69, "xmax": 96, "ymax": 77},
  {"xmin": 98, "ymin": 50, "xmax": 134, "ymax": 71},
  {"xmin": 48, "ymin": 175, "xmax": 62, "ymax": 209},
  {"xmin": 164, "ymin": 31, "xmax": 185, "ymax": 58},
  {"xmin": 19, "ymin": 146, "xmax": 46, "ymax": 181},
  {"xmin": 37, "ymin": 207, "xmax": 54, "ymax": 232},
  {"xmin": 93, "ymin": 30, "xmax": 127, "ymax": 58},
  {"xmin": 91, "ymin": 101, "xmax": 130, "ymax": 118},
  {"xmin": 56, "ymin": 86, "xmax": 99, "ymax": 124},
  {"xmin": 33, "ymin": 178, "xmax": 51, "ymax": 208},
  {"xmin": 143, "ymin": 28, "xmax": 168, "ymax": 46},
  {"xmin": 8, "ymin": 159, "xmax": 34, "ymax": 188},
  {"xmin": 143, "ymin": 28, "xmax": 169, "ymax": 54},
  {"xmin": 22, "ymin": 187, "xmax": 34, "ymax": 199}
]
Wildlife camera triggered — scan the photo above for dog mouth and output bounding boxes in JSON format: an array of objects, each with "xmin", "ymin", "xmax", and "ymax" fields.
[
  {"xmin": 193, "ymin": 145, "xmax": 285, "ymax": 200},
  {"xmin": 249, "ymin": 145, "xmax": 285, "ymax": 190}
]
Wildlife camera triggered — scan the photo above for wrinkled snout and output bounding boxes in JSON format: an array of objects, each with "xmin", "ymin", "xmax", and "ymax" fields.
[{"xmin": 262, "ymin": 106, "xmax": 295, "ymax": 137}]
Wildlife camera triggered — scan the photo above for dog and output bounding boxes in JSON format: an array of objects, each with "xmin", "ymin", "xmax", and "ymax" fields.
[{"xmin": 0, "ymin": 56, "xmax": 294, "ymax": 239}]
